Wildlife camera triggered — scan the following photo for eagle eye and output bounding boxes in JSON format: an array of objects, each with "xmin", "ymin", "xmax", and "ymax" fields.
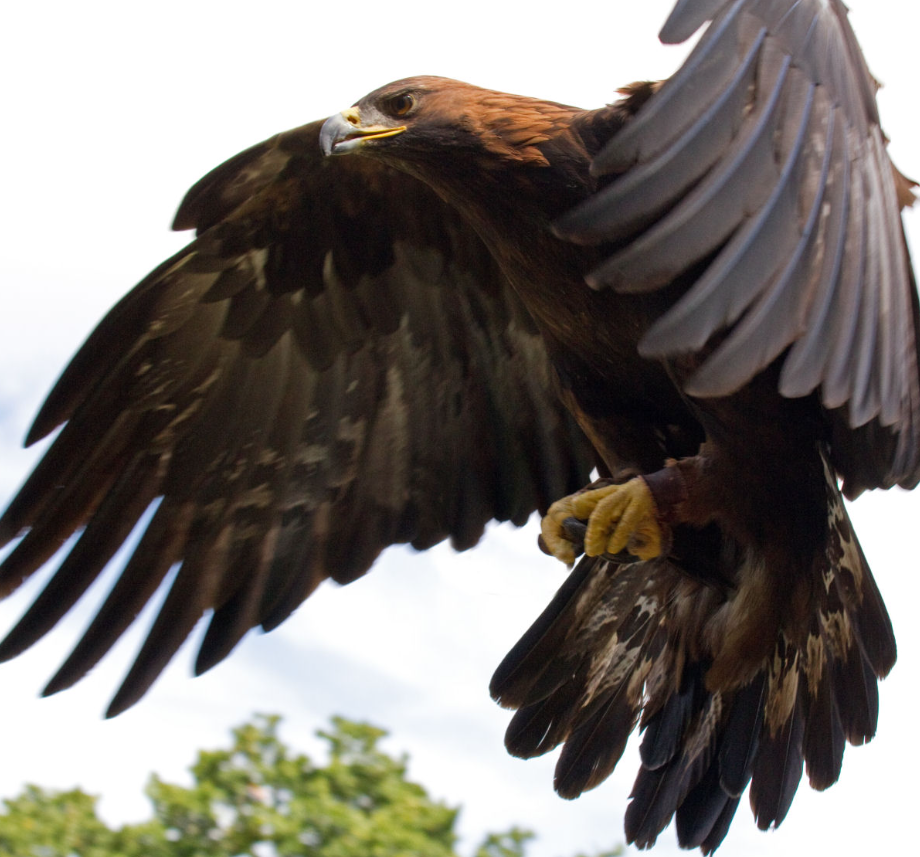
[{"xmin": 388, "ymin": 93, "xmax": 416, "ymax": 118}]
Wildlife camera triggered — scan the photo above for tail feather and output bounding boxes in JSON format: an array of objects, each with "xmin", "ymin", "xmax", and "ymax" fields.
[
  {"xmin": 504, "ymin": 675, "xmax": 587, "ymax": 759},
  {"xmin": 625, "ymin": 766, "xmax": 679, "ymax": 848},
  {"xmin": 699, "ymin": 795, "xmax": 742, "ymax": 855},
  {"xmin": 555, "ymin": 689, "xmax": 637, "ymax": 798},
  {"xmin": 715, "ymin": 673, "xmax": 765, "ymax": 797},
  {"xmin": 627, "ymin": 689, "xmax": 724, "ymax": 847},
  {"xmin": 491, "ymin": 468, "xmax": 894, "ymax": 852},
  {"xmin": 846, "ymin": 544, "xmax": 897, "ymax": 677},
  {"xmin": 823, "ymin": 464, "xmax": 896, "ymax": 678},
  {"xmin": 494, "ymin": 554, "xmax": 663, "ymax": 792},
  {"xmin": 489, "ymin": 556, "xmax": 597, "ymax": 707},
  {"xmin": 802, "ymin": 669, "xmax": 846, "ymax": 791},
  {"xmin": 675, "ymin": 763, "xmax": 738, "ymax": 851},
  {"xmin": 831, "ymin": 644, "xmax": 880, "ymax": 744},
  {"xmin": 639, "ymin": 663, "xmax": 703, "ymax": 770},
  {"xmin": 749, "ymin": 688, "xmax": 805, "ymax": 830}
]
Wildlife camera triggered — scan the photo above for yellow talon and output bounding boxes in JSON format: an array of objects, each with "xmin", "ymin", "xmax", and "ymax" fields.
[
  {"xmin": 584, "ymin": 478, "xmax": 662, "ymax": 560},
  {"xmin": 541, "ymin": 478, "xmax": 664, "ymax": 565},
  {"xmin": 540, "ymin": 495, "xmax": 579, "ymax": 564}
]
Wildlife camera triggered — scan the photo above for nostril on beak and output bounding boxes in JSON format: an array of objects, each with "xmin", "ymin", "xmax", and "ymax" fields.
[{"xmin": 343, "ymin": 107, "xmax": 361, "ymax": 126}]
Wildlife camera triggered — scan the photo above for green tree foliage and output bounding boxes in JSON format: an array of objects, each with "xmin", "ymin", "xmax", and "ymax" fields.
[
  {"xmin": 0, "ymin": 714, "xmax": 622, "ymax": 857},
  {"xmin": 0, "ymin": 784, "xmax": 166, "ymax": 857}
]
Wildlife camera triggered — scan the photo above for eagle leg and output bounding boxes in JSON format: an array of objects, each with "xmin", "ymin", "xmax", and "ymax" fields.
[{"xmin": 541, "ymin": 477, "xmax": 665, "ymax": 563}]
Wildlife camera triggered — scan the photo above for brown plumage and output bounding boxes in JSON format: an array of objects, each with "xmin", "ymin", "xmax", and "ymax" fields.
[{"xmin": 0, "ymin": 1, "xmax": 914, "ymax": 852}]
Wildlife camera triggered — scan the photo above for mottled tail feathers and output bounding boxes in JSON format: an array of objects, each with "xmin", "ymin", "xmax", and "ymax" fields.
[{"xmin": 490, "ymin": 490, "xmax": 894, "ymax": 852}]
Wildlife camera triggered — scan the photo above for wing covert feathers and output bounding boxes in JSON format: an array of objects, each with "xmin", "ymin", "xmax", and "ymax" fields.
[
  {"xmin": 0, "ymin": 123, "xmax": 592, "ymax": 714},
  {"xmin": 557, "ymin": 0, "xmax": 920, "ymax": 494},
  {"xmin": 491, "ymin": 454, "xmax": 894, "ymax": 853}
]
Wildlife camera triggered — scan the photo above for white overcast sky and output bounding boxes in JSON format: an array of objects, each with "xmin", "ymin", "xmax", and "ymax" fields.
[{"xmin": 1, "ymin": 3, "xmax": 918, "ymax": 857}]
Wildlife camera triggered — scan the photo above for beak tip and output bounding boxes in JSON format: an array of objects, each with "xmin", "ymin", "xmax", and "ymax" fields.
[
  {"xmin": 319, "ymin": 117, "xmax": 338, "ymax": 157},
  {"xmin": 318, "ymin": 108, "xmax": 406, "ymax": 157},
  {"xmin": 319, "ymin": 112, "xmax": 353, "ymax": 157}
]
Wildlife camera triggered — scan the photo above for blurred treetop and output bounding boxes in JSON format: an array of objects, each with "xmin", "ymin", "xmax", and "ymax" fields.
[{"xmin": 0, "ymin": 714, "xmax": 622, "ymax": 857}]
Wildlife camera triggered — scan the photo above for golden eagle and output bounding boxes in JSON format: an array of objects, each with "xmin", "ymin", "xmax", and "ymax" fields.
[{"xmin": 0, "ymin": 1, "xmax": 914, "ymax": 852}]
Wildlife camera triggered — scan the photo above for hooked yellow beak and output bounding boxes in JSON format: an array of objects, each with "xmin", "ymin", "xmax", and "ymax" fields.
[{"xmin": 320, "ymin": 107, "xmax": 407, "ymax": 155}]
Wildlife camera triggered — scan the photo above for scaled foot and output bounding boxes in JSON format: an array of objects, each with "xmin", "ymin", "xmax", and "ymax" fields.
[{"xmin": 540, "ymin": 477, "xmax": 664, "ymax": 564}]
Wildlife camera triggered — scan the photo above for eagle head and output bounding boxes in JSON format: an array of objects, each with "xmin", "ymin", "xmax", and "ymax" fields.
[
  {"xmin": 319, "ymin": 77, "xmax": 457, "ymax": 158},
  {"xmin": 320, "ymin": 77, "xmax": 582, "ymax": 169}
]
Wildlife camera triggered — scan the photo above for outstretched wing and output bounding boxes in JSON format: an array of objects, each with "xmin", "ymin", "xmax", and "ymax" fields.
[
  {"xmin": 0, "ymin": 121, "xmax": 593, "ymax": 716},
  {"xmin": 557, "ymin": 0, "xmax": 920, "ymax": 496}
]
